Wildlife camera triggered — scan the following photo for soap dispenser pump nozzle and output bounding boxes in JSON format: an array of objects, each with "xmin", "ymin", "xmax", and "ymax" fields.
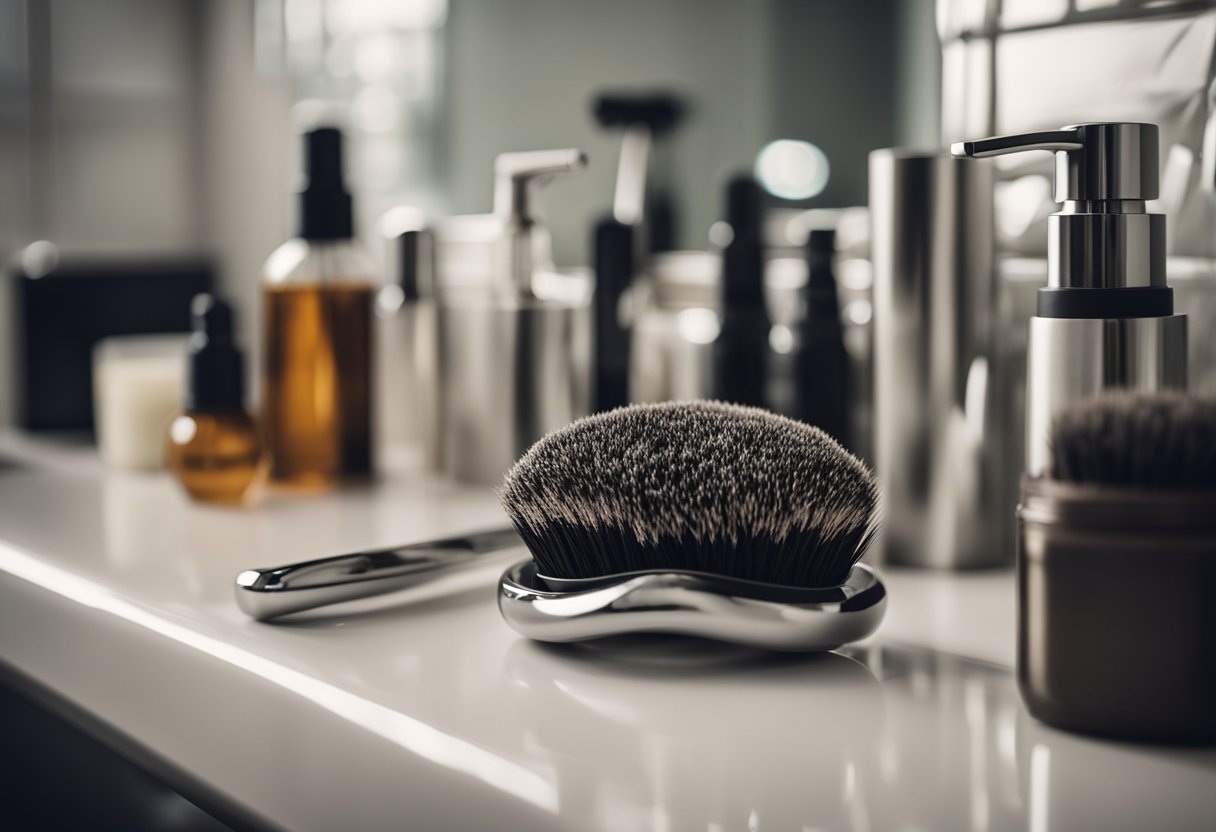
[
  {"xmin": 952, "ymin": 122, "xmax": 1166, "ymax": 307},
  {"xmin": 492, "ymin": 148, "xmax": 588, "ymax": 298}
]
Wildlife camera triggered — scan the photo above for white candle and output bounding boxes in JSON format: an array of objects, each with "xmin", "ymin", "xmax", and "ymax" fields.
[{"xmin": 93, "ymin": 335, "xmax": 187, "ymax": 471}]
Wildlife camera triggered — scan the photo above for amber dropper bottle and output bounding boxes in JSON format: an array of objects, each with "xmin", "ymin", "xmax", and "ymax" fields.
[
  {"xmin": 167, "ymin": 295, "xmax": 263, "ymax": 504},
  {"xmin": 262, "ymin": 126, "xmax": 375, "ymax": 489}
]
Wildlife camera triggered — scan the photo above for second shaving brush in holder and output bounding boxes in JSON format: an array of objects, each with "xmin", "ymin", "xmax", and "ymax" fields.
[{"xmin": 1019, "ymin": 392, "xmax": 1216, "ymax": 744}]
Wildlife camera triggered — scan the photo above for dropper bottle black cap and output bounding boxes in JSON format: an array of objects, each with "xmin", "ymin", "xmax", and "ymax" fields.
[
  {"xmin": 186, "ymin": 294, "xmax": 245, "ymax": 411},
  {"xmin": 721, "ymin": 175, "xmax": 766, "ymax": 313},
  {"xmin": 297, "ymin": 127, "xmax": 354, "ymax": 241}
]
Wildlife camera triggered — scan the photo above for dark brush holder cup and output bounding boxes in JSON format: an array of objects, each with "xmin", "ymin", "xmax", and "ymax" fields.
[{"xmin": 1017, "ymin": 476, "xmax": 1216, "ymax": 744}]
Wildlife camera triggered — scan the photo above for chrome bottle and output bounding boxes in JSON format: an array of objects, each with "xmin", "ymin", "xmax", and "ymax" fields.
[
  {"xmin": 952, "ymin": 123, "xmax": 1187, "ymax": 475},
  {"xmin": 869, "ymin": 150, "xmax": 999, "ymax": 568},
  {"xmin": 435, "ymin": 149, "xmax": 592, "ymax": 486}
]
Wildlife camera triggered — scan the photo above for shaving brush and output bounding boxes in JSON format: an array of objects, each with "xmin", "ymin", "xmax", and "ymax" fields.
[{"xmin": 498, "ymin": 401, "xmax": 885, "ymax": 651}]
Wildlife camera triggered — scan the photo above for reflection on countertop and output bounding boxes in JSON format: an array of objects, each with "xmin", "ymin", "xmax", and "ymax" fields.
[
  {"xmin": 0, "ymin": 432, "xmax": 1213, "ymax": 831},
  {"xmin": 503, "ymin": 639, "xmax": 1216, "ymax": 832}
]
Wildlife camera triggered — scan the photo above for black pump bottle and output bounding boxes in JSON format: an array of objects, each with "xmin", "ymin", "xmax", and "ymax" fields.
[
  {"xmin": 711, "ymin": 175, "xmax": 772, "ymax": 408},
  {"xmin": 790, "ymin": 228, "xmax": 851, "ymax": 445}
]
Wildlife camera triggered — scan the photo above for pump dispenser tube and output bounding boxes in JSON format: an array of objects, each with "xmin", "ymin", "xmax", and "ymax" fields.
[{"xmin": 952, "ymin": 123, "xmax": 1187, "ymax": 475}]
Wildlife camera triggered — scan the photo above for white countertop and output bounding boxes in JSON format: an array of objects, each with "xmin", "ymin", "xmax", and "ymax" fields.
[{"xmin": 0, "ymin": 433, "xmax": 1213, "ymax": 831}]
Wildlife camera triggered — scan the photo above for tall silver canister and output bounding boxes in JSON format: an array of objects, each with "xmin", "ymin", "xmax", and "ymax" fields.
[{"xmin": 870, "ymin": 150, "xmax": 1007, "ymax": 568}]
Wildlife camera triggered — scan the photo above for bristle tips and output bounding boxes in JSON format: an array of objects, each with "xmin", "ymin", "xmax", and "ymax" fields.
[{"xmin": 1048, "ymin": 391, "xmax": 1216, "ymax": 489}]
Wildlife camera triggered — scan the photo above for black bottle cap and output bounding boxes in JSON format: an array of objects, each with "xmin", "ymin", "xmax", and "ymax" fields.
[
  {"xmin": 721, "ymin": 175, "xmax": 766, "ymax": 312},
  {"xmin": 297, "ymin": 127, "xmax": 354, "ymax": 241},
  {"xmin": 805, "ymin": 228, "xmax": 841, "ymax": 322},
  {"xmin": 726, "ymin": 175, "xmax": 762, "ymax": 238},
  {"xmin": 186, "ymin": 294, "xmax": 245, "ymax": 411}
]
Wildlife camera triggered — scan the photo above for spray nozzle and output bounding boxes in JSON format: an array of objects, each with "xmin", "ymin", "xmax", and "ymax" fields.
[{"xmin": 298, "ymin": 126, "xmax": 354, "ymax": 240}]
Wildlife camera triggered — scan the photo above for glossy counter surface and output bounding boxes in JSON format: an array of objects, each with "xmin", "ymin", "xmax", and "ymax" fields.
[{"xmin": 0, "ymin": 434, "xmax": 1212, "ymax": 831}]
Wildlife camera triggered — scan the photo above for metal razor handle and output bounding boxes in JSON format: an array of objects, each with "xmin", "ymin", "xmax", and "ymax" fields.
[{"xmin": 235, "ymin": 528, "xmax": 523, "ymax": 621}]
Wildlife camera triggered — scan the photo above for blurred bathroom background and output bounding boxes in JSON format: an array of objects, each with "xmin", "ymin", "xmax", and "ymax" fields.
[
  {"xmin": 1, "ymin": 0, "xmax": 1213, "ymax": 449},
  {"xmin": 0, "ymin": 0, "xmax": 941, "ymax": 427}
]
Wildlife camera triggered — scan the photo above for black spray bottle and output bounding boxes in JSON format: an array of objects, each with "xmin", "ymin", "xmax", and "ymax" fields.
[
  {"xmin": 711, "ymin": 175, "xmax": 771, "ymax": 408},
  {"xmin": 592, "ymin": 219, "xmax": 633, "ymax": 412}
]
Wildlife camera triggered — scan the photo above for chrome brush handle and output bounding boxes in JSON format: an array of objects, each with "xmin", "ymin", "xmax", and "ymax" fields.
[
  {"xmin": 235, "ymin": 528, "xmax": 523, "ymax": 621},
  {"xmin": 498, "ymin": 561, "xmax": 887, "ymax": 652}
]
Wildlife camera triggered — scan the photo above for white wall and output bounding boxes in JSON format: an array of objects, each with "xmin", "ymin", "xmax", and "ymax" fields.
[
  {"xmin": 0, "ymin": 0, "xmax": 941, "ymax": 425},
  {"xmin": 0, "ymin": 0, "xmax": 209, "ymax": 428},
  {"xmin": 443, "ymin": 0, "xmax": 771, "ymax": 267},
  {"xmin": 196, "ymin": 0, "xmax": 294, "ymax": 406},
  {"xmin": 46, "ymin": 0, "xmax": 200, "ymax": 252},
  {"xmin": 442, "ymin": 0, "xmax": 938, "ymax": 266}
]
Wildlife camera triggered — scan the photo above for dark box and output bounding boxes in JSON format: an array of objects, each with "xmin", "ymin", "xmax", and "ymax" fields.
[{"xmin": 9, "ymin": 256, "xmax": 214, "ymax": 430}]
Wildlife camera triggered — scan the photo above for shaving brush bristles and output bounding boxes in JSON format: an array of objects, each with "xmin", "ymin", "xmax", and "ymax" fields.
[
  {"xmin": 1048, "ymin": 391, "xmax": 1216, "ymax": 489},
  {"xmin": 500, "ymin": 401, "xmax": 880, "ymax": 589}
]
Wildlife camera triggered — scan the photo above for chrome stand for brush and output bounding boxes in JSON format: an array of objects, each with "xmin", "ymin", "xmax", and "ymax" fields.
[{"xmin": 497, "ymin": 560, "xmax": 887, "ymax": 652}]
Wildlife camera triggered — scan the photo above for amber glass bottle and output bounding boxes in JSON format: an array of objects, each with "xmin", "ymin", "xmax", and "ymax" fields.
[
  {"xmin": 168, "ymin": 410, "xmax": 262, "ymax": 503},
  {"xmin": 167, "ymin": 295, "xmax": 263, "ymax": 504},
  {"xmin": 262, "ymin": 126, "xmax": 375, "ymax": 488}
]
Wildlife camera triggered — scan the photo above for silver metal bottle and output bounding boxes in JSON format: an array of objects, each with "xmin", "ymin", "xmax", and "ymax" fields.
[
  {"xmin": 869, "ymin": 150, "xmax": 1003, "ymax": 568},
  {"xmin": 952, "ymin": 123, "xmax": 1187, "ymax": 475}
]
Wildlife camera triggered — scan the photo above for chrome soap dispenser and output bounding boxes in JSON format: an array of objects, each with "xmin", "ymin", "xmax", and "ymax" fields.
[
  {"xmin": 436, "ymin": 149, "xmax": 591, "ymax": 486},
  {"xmin": 952, "ymin": 123, "xmax": 1187, "ymax": 475}
]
